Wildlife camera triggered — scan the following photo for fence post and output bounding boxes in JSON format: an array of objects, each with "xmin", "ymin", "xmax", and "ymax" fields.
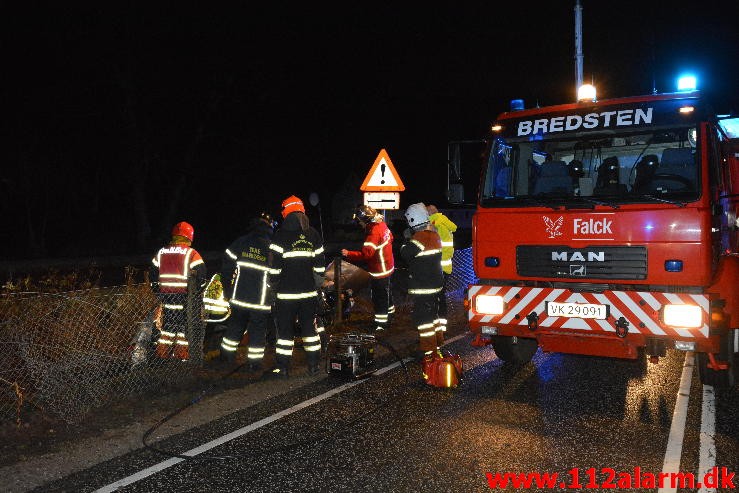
[
  {"xmin": 186, "ymin": 277, "xmax": 205, "ymax": 367},
  {"xmin": 334, "ymin": 256, "xmax": 342, "ymax": 323}
]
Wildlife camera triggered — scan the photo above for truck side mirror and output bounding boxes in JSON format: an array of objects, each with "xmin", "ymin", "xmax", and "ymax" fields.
[{"xmin": 448, "ymin": 183, "xmax": 464, "ymax": 204}]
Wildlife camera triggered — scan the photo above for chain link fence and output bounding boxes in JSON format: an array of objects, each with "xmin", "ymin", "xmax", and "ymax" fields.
[
  {"xmin": 447, "ymin": 247, "xmax": 478, "ymax": 298},
  {"xmin": 0, "ymin": 249, "xmax": 476, "ymax": 425},
  {"xmin": 0, "ymin": 282, "xmax": 206, "ymax": 424}
]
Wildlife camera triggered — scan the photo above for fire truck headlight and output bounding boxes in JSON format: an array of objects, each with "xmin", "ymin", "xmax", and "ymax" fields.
[
  {"xmin": 662, "ymin": 304, "xmax": 702, "ymax": 328},
  {"xmin": 475, "ymin": 295, "xmax": 505, "ymax": 315}
]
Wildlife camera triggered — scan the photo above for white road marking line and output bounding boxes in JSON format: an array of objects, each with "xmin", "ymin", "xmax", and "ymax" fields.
[
  {"xmin": 658, "ymin": 351, "xmax": 694, "ymax": 493},
  {"xmin": 698, "ymin": 384, "xmax": 716, "ymax": 493},
  {"xmin": 96, "ymin": 334, "xmax": 469, "ymax": 492}
]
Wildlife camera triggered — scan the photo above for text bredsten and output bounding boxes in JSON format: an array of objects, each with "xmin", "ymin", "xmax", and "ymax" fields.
[{"xmin": 517, "ymin": 108, "xmax": 653, "ymax": 136}]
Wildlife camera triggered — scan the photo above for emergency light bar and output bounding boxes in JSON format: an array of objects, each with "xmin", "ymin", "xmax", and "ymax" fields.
[{"xmin": 677, "ymin": 75, "xmax": 697, "ymax": 92}]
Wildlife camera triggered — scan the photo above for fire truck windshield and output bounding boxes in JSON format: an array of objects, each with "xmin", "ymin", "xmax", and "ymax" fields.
[{"xmin": 481, "ymin": 126, "xmax": 700, "ymax": 207}]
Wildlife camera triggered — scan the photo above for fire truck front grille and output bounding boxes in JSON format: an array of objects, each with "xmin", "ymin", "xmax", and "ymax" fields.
[{"xmin": 516, "ymin": 245, "xmax": 647, "ymax": 280}]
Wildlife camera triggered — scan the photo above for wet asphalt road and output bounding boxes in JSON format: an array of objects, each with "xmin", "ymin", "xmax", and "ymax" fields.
[{"xmin": 34, "ymin": 335, "xmax": 739, "ymax": 493}]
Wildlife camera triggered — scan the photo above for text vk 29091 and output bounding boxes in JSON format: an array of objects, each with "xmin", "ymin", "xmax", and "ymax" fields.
[{"xmin": 484, "ymin": 466, "xmax": 736, "ymax": 489}]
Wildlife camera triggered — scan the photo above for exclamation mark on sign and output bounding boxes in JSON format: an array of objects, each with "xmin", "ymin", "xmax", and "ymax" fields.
[{"xmin": 380, "ymin": 163, "xmax": 386, "ymax": 185}]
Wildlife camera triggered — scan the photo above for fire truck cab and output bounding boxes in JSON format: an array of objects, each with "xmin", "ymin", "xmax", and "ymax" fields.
[{"xmin": 462, "ymin": 83, "xmax": 739, "ymax": 387}]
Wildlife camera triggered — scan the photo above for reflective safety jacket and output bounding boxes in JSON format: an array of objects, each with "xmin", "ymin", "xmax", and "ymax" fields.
[
  {"xmin": 400, "ymin": 229, "xmax": 444, "ymax": 295},
  {"xmin": 429, "ymin": 212, "xmax": 457, "ymax": 274},
  {"xmin": 269, "ymin": 212, "xmax": 325, "ymax": 301},
  {"xmin": 344, "ymin": 220, "xmax": 394, "ymax": 278},
  {"xmin": 203, "ymin": 274, "xmax": 230, "ymax": 322},
  {"xmin": 151, "ymin": 242, "xmax": 206, "ymax": 293},
  {"xmin": 221, "ymin": 222, "xmax": 273, "ymax": 311}
]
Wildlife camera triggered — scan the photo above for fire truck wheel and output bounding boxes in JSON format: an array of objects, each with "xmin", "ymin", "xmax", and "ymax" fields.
[
  {"xmin": 491, "ymin": 335, "xmax": 538, "ymax": 364},
  {"xmin": 697, "ymin": 330, "xmax": 737, "ymax": 389}
]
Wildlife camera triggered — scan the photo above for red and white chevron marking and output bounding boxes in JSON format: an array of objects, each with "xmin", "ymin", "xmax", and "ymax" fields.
[{"xmin": 467, "ymin": 285, "xmax": 710, "ymax": 338}]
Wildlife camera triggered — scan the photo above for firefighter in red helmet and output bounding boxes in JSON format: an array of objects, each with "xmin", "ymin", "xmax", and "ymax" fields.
[{"xmin": 150, "ymin": 221, "xmax": 208, "ymax": 362}]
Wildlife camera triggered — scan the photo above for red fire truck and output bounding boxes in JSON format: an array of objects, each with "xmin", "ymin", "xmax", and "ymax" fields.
[{"xmin": 462, "ymin": 81, "xmax": 739, "ymax": 387}]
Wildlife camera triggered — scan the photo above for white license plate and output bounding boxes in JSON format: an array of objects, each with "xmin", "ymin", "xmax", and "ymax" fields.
[{"xmin": 546, "ymin": 301, "xmax": 608, "ymax": 320}]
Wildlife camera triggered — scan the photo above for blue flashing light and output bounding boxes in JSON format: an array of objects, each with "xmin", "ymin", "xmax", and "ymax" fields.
[
  {"xmin": 644, "ymin": 223, "xmax": 654, "ymax": 231},
  {"xmin": 485, "ymin": 256, "xmax": 500, "ymax": 267},
  {"xmin": 677, "ymin": 75, "xmax": 697, "ymax": 92},
  {"xmin": 510, "ymin": 99, "xmax": 525, "ymax": 111},
  {"xmin": 665, "ymin": 260, "xmax": 683, "ymax": 272}
]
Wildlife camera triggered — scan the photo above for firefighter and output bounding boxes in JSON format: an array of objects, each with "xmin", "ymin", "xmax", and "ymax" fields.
[
  {"xmin": 150, "ymin": 221, "xmax": 207, "ymax": 361},
  {"xmin": 218, "ymin": 212, "xmax": 275, "ymax": 374},
  {"xmin": 341, "ymin": 205, "xmax": 395, "ymax": 334},
  {"xmin": 268, "ymin": 195, "xmax": 326, "ymax": 377},
  {"xmin": 400, "ymin": 203, "xmax": 444, "ymax": 359},
  {"xmin": 202, "ymin": 274, "xmax": 230, "ymax": 323},
  {"xmin": 426, "ymin": 204, "xmax": 457, "ymax": 340}
]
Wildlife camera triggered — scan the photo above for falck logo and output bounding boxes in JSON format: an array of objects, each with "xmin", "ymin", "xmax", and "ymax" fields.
[
  {"xmin": 543, "ymin": 216, "xmax": 563, "ymax": 239},
  {"xmin": 570, "ymin": 265, "xmax": 586, "ymax": 276}
]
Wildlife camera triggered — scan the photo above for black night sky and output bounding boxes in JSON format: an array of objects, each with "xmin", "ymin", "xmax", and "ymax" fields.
[{"xmin": 5, "ymin": 2, "xmax": 738, "ymax": 260}]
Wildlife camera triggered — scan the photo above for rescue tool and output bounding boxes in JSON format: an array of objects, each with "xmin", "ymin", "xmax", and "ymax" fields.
[
  {"xmin": 326, "ymin": 332, "xmax": 377, "ymax": 379},
  {"xmin": 422, "ymin": 350, "xmax": 464, "ymax": 388}
]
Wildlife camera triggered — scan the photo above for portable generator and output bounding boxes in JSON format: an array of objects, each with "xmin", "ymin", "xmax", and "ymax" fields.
[{"xmin": 326, "ymin": 332, "xmax": 377, "ymax": 379}]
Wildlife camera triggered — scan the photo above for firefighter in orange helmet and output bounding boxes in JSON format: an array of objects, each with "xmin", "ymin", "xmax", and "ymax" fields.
[
  {"xmin": 267, "ymin": 195, "xmax": 326, "ymax": 377},
  {"xmin": 150, "ymin": 222, "xmax": 208, "ymax": 361}
]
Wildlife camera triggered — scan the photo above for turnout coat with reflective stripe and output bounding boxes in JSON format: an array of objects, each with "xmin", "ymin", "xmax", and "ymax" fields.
[
  {"xmin": 400, "ymin": 229, "xmax": 444, "ymax": 295},
  {"xmin": 268, "ymin": 212, "xmax": 325, "ymax": 300},
  {"xmin": 429, "ymin": 212, "xmax": 457, "ymax": 274},
  {"xmin": 151, "ymin": 243, "xmax": 206, "ymax": 293},
  {"xmin": 221, "ymin": 222, "xmax": 273, "ymax": 311},
  {"xmin": 345, "ymin": 220, "xmax": 394, "ymax": 278}
]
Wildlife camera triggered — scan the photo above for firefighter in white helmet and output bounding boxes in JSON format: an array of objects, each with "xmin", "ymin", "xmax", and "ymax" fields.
[
  {"xmin": 150, "ymin": 221, "xmax": 207, "ymax": 362},
  {"xmin": 400, "ymin": 203, "xmax": 444, "ymax": 358}
]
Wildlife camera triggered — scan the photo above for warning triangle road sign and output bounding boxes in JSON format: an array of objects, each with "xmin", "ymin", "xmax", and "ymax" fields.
[{"xmin": 360, "ymin": 149, "xmax": 405, "ymax": 192}]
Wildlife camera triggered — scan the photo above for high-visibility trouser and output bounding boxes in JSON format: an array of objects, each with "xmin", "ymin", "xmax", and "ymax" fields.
[
  {"xmin": 274, "ymin": 297, "xmax": 320, "ymax": 370},
  {"xmin": 370, "ymin": 276, "xmax": 392, "ymax": 332},
  {"xmin": 157, "ymin": 294, "xmax": 189, "ymax": 360},
  {"xmin": 411, "ymin": 292, "xmax": 439, "ymax": 354},
  {"xmin": 434, "ymin": 272, "xmax": 450, "ymax": 342},
  {"xmin": 315, "ymin": 316, "xmax": 326, "ymax": 349},
  {"xmin": 220, "ymin": 305, "xmax": 269, "ymax": 366}
]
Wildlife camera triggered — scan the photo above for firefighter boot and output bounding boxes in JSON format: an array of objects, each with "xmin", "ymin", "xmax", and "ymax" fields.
[
  {"xmin": 267, "ymin": 354, "xmax": 290, "ymax": 379},
  {"xmin": 243, "ymin": 361, "xmax": 263, "ymax": 379},
  {"xmin": 435, "ymin": 327, "xmax": 445, "ymax": 347},
  {"xmin": 306, "ymin": 351, "xmax": 321, "ymax": 377},
  {"xmin": 266, "ymin": 366, "xmax": 290, "ymax": 379},
  {"xmin": 219, "ymin": 344, "xmax": 237, "ymax": 364}
]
